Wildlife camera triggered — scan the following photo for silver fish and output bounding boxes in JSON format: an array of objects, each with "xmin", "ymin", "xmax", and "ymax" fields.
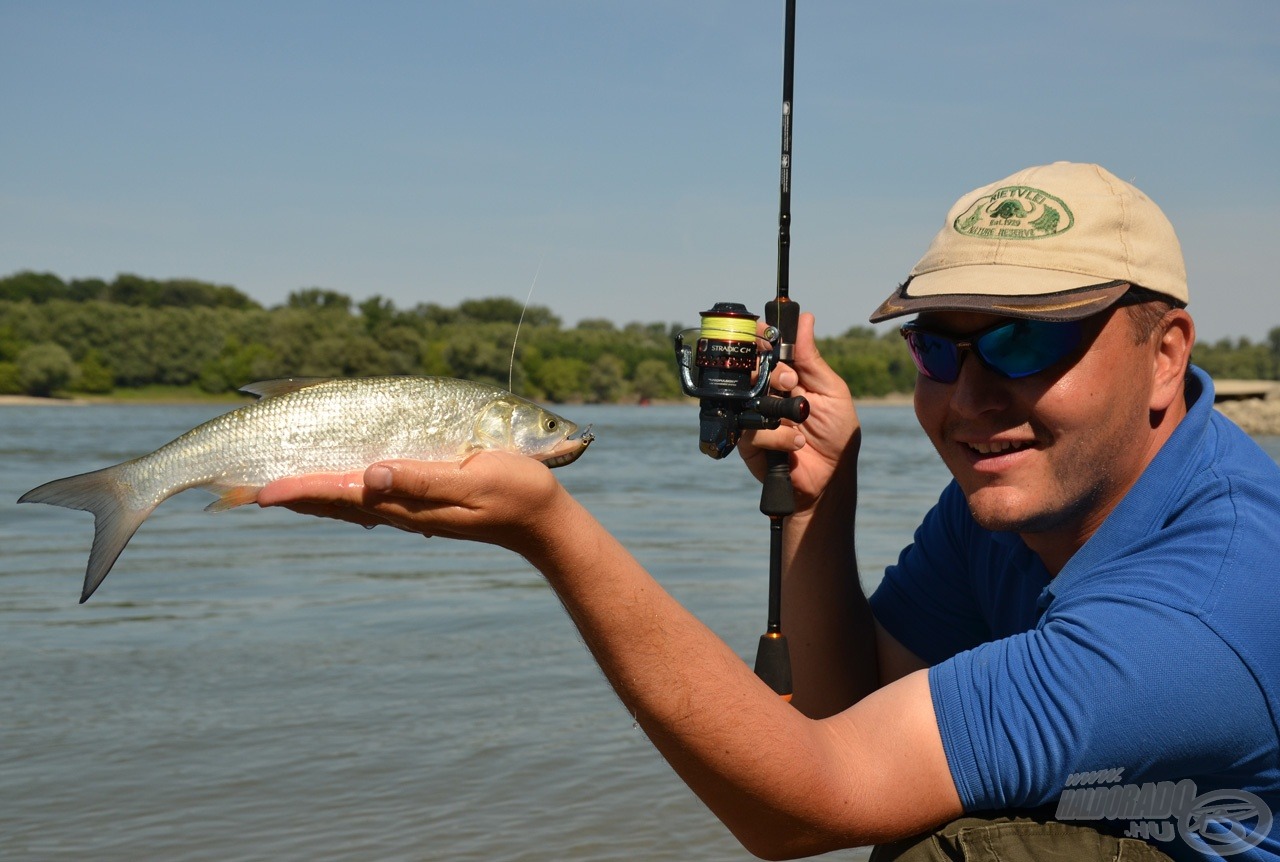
[{"xmin": 19, "ymin": 376, "xmax": 594, "ymax": 603}]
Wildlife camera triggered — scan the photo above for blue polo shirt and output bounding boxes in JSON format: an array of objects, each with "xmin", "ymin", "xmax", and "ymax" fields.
[{"xmin": 870, "ymin": 367, "xmax": 1280, "ymax": 861}]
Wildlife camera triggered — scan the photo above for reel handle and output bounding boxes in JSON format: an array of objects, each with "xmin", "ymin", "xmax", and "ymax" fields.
[{"xmin": 751, "ymin": 394, "xmax": 809, "ymax": 424}]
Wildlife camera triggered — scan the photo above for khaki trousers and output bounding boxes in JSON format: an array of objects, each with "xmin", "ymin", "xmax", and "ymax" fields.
[{"xmin": 869, "ymin": 810, "xmax": 1175, "ymax": 862}]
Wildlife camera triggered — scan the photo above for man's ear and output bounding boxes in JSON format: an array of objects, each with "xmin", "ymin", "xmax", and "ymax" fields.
[{"xmin": 1150, "ymin": 309, "xmax": 1195, "ymax": 413}]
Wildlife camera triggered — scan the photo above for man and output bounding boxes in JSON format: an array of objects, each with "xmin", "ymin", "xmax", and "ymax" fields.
[{"xmin": 259, "ymin": 162, "xmax": 1280, "ymax": 861}]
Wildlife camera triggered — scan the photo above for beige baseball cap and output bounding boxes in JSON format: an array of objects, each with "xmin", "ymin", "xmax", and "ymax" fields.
[{"xmin": 869, "ymin": 162, "xmax": 1188, "ymax": 323}]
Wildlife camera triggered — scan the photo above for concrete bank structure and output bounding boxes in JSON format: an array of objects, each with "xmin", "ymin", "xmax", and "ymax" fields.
[{"xmin": 1214, "ymin": 379, "xmax": 1280, "ymax": 437}]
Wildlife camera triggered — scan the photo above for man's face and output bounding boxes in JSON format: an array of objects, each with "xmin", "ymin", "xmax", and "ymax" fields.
[{"xmin": 912, "ymin": 306, "xmax": 1161, "ymax": 553}]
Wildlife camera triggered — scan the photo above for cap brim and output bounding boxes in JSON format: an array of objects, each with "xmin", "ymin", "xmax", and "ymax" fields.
[{"xmin": 869, "ymin": 271, "xmax": 1131, "ymax": 324}]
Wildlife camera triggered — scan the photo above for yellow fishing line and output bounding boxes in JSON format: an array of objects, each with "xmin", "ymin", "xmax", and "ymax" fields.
[{"xmin": 699, "ymin": 315, "xmax": 757, "ymax": 342}]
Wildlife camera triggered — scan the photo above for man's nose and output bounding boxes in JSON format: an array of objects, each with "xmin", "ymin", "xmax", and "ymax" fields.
[{"xmin": 948, "ymin": 351, "xmax": 1012, "ymax": 417}]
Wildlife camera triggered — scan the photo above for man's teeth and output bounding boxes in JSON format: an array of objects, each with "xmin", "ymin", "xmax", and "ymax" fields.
[{"xmin": 969, "ymin": 440, "xmax": 1031, "ymax": 455}]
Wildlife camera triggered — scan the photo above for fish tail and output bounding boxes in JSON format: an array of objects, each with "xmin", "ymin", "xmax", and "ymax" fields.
[{"xmin": 18, "ymin": 465, "xmax": 155, "ymax": 603}]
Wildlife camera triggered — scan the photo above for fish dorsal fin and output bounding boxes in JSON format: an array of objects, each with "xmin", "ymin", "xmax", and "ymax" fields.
[{"xmin": 238, "ymin": 378, "xmax": 334, "ymax": 399}]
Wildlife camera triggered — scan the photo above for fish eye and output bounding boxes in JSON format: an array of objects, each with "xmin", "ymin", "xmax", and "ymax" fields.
[{"xmin": 545, "ymin": 418, "xmax": 558, "ymax": 431}]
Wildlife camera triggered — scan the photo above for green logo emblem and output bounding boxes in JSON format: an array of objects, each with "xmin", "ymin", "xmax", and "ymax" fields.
[{"xmin": 954, "ymin": 185, "xmax": 1074, "ymax": 240}]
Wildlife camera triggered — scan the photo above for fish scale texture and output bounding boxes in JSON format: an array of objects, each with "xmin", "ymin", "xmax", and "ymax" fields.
[{"xmin": 122, "ymin": 377, "xmax": 534, "ymax": 505}]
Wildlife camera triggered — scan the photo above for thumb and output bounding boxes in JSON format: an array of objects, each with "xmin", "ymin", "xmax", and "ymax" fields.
[
  {"xmin": 788, "ymin": 312, "xmax": 827, "ymax": 370},
  {"xmin": 364, "ymin": 452, "xmax": 540, "ymax": 501},
  {"xmin": 780, "ymin": 313, "xmax": 846, "ymax": 394},
  {"xmin": 362, "ymin": 459, "xmax": 461, "ymax": 501}
]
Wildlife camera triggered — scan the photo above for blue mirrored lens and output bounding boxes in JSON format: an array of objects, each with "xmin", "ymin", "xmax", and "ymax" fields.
[
  {"xmin": 905, "ymin": 330, "xmax": 961, "ymax": 382},
  {"xmin": 975, "ymin": 320, "xmax": 1082, "ymax": 379}
]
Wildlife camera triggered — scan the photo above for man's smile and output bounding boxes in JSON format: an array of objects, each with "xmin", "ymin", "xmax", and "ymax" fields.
[{"xmin": 965, "ymin": 439, "xmax": 1034, "ymax": 456}]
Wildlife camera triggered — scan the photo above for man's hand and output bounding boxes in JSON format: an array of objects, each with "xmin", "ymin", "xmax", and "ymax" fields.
[
  {"xmin": 256, "ymin": 451, "xmax": 569, "ymax": 559},
  {"xmin": 738, "ymin": 312, "xmax": 860, "ymax": 511}
]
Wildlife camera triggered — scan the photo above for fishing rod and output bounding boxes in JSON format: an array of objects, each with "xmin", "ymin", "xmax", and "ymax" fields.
[
  {"xmin": 673, "ymin": 0, "xmax": 806, "ymax": 699},
  {"xmin": 758, "ymin": 0, "xmax": 800, "ymax": 700}
]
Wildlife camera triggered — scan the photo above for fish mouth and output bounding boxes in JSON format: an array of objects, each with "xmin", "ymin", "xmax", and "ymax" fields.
[{"xmin": 539, "ymin": 425, "xmax": 594, "ymax": 469}]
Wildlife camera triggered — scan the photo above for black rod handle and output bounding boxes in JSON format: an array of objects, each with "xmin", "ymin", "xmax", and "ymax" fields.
[{"xmin": 754, "ymin": 632, "xmax": 793, "ymax": 701}]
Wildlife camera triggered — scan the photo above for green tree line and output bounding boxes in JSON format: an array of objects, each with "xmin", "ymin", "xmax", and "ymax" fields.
[{"xmin": 2, "ymin": 271, "xmax": 1275, "ymax": 401}]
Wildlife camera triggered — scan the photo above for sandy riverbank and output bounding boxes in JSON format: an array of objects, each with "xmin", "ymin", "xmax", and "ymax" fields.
[
  {"xmin": 0, "ymin": 392, "xmax": 251, "ymax": 407},
  {"xmin": 0, "ymin": 395, "xmax": 86, "ymax": 405}
]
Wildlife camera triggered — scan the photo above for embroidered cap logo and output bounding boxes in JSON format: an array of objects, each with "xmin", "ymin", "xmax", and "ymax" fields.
[{"xmin": 953, "ymin": 185, "xmax": 1075, "ymax": 241}]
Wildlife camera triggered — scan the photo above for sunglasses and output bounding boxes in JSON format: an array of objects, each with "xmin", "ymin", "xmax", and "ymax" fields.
[{"xmin": 900, "ymin": 318, "xmax": 1084, "ymax": 384}]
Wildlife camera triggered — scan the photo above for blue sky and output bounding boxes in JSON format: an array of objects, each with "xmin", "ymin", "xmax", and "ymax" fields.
[{"xmin": 2, "ymin": 1, "xmax": 1277, "ymax": 341}]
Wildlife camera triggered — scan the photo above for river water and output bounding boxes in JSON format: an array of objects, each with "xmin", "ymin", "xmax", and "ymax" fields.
[{"xmin": 3, "ymin": 402, "xmax": 1277, "ymax": 861}]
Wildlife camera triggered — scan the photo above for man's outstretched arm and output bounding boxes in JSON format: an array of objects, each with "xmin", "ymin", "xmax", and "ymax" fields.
[{"xmin": 259, "ymin": 455, "xmax": 961, "ymax": 858}]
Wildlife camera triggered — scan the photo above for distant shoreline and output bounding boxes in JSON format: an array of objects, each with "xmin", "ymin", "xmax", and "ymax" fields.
[
  {"xmin": 0, "ymin": 393, "xmax": 250, "ymax": 406},
  {"xmin": 0, "ymin": 392, "xmax": 919, "ymax": 408},
  {"xmin": 6, "ymin": 392, "xmax": 1277, "ymax": 435}
]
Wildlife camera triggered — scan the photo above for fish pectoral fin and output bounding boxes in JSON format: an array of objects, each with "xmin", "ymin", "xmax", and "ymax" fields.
[
  {"xmin": 238, "ymin": 378, "xmax": 334, "ymax": 399},
  {"xmin": 204, "ymin": 486, "xmax": 261, "ymax": 512},
  {"xmin": 464, "ymin": 434, "xmax": 495, "ymax": 455}
]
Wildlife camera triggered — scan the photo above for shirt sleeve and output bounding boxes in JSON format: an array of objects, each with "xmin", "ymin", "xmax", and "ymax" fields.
[
  {"xmin": 869, "ymin": 481, "xmax": 991, "ymax": 665},
  {"xmin": 929, "ymin": 586, "xmax": 1275, "ymax": 812}
]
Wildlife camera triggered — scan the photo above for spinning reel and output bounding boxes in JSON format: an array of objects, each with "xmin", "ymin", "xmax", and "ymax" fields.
[{"xmin": 674, "ymin": 302, "xmax": 809, "ymax": 460}]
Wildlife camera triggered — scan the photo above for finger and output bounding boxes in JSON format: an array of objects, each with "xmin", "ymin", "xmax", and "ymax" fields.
[
  {"xmin": 361, "ymin": 459, "xmax": 469, "ymax": 505},
  {"xmin": 274, "ymin": 501, "xmax": 394, "ymax": 530},
  {"xmin": 364, "ymin": 452, "xmax": 548, "ymax": 502},
  {"xmin": 739, "ymin": 426, "xmax": 806, "ymax": 457},
  {"xmin": 769, "ymin": 363, "xmax": 799, "ymax": 392},
  {"xmin": 257, "ymin": 471, "xmax": 367, "ymax": 507}
]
